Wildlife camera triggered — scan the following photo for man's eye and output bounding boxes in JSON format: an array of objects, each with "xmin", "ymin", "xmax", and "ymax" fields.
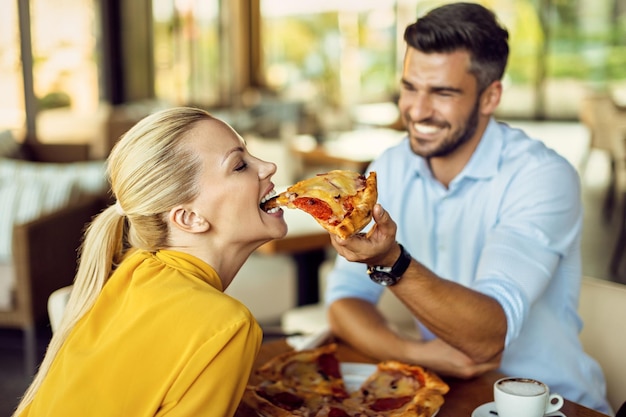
[{"xmin": 235, "ymin": 162, "xmax": 248, "ymax": 172}]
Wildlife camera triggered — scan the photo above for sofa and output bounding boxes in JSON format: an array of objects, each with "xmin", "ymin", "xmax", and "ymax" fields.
[{"xmin": 0, "ymin": 130, "xmax": 109, "ymax": 375}]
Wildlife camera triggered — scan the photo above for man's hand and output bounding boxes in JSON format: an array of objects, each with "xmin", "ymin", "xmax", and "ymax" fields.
[
  {"xmin": 330, "ymin": 204, "xmax": 400, "ymax": 266},
  {"xmin": 411, "ymin": 338, "xmax": 501, "ymax": 379}
]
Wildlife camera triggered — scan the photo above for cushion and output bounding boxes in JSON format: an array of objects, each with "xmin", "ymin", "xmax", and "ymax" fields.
[
  {"xmin": 0, "ymin": 158, "xmax": 107, "ymax": 263},
  {"xmin": 0, "ymin": 158, "xmax": 107, "ymax": 193}
]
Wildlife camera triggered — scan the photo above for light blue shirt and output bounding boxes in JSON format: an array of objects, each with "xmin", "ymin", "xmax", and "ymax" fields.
[{"xmin": 325, "ymin": 118, "xmax": 611, "ymax": 414}]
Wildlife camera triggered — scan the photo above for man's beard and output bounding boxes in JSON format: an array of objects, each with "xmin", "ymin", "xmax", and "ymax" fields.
[{"xmin": 409, "ymin": 99, "xmax": 480, "ymax": 159}]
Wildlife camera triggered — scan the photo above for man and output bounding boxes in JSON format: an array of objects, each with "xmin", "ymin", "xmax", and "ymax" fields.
[{"xmin": 324, "ymin": 2, "xmax": 611, "ymax": 414}]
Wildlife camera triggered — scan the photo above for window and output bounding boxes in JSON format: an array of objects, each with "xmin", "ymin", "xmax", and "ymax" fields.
[
  {"xmin": 260, "ymin": 0, "xmax": 399, "ymax": 109},
  {"xmin": 31, "ymin": 0, "xmax": 99, "ymax": 112},
  {"xmin": 260, "ymin": 0, "xmax": 626, "ymax": 120},
  {"xmin": 2, "ymin": 0, "xmax": 100, "ymax": 141},
  {"xmin": 152, "ymin": 0, "xmax": 221, "ymax": 107},
  {"xmin": 0, "ymin": 1, "xmax": 25, "ymax": 133}
]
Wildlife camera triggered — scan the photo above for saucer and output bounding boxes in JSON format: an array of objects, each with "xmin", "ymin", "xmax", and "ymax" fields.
[{"xmin": 471, "ymin": 401, "xmax": 566, "ymax": 417}]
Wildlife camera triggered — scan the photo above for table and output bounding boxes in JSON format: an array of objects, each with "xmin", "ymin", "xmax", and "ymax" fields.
[
  {"xmin": 290, "ymin": 128, "xmax": 405, "ymax": 174},
  {"xmin": 257, "ymin": 208, "xmax": 331, "ymax": 306},
  {"xmin": 235, "ymin": 339, "xmax": 609, "ymax": 417}
]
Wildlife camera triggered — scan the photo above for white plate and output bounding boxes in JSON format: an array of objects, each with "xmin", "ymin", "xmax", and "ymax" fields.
[
  {"xmin": 472, "ymin": 401, "xmax": 566, "ymax": 417},
  {"xmin": 340, "ymin": 362, "xmax": 378, "ymax": 392}
]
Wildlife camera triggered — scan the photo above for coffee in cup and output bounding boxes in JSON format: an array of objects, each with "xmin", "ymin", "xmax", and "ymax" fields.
[{"xmin": 494, "ymin": 377, "xmax": 563, "ymax": 417}]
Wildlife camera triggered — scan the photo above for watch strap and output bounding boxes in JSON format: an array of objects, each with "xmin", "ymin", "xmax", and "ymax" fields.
[{"xmin": 367, "ymin": 244, "xmax": 411, "ymax": 286}]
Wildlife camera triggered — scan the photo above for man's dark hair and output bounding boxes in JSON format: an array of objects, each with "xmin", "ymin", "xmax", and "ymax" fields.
[{"xmin": 404, "ymin": 2, "xmax": 509, "ymax": 92}]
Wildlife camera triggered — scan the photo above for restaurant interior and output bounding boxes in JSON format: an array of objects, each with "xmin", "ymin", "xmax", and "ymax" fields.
[{"xmin": 1, "ymin": 0, "xmax": 626, "ymax": 415}]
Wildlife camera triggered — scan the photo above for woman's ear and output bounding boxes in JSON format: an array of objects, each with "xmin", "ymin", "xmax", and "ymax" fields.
[{"xmin": 169, "ymin": 206, "xmax": 210, "ymax": 233}]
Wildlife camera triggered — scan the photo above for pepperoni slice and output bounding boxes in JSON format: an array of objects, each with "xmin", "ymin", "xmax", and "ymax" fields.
[
  {"xmin": 328, "ymin": 407, "xmax": 350, "ymax": 417},
  {"xmin": 317, "ymin": 353, "xmax": 342, "ymax": 379},
  {"xmin": 369, "ymin": 396, "xmax": 413, "ymax": 412},
  {"xmin": 293, "ymin": 197, "xmax": 333, "ymax": 221}
]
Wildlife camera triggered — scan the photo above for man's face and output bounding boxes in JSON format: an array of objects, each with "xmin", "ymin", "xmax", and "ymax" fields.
[{"xmin": 398, "ymin": 48, "xmax": 482, "ymax": 159}]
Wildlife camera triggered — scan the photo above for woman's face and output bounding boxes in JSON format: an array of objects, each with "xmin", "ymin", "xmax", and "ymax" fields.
[{"xmin": 185, "ymin": 119, "xmax": 287, "ymax": 248}]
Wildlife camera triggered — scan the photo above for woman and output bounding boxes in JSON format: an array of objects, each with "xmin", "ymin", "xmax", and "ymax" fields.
[{"xmin": 13, "ymin": 107, "xmax": 288, "ymax": 417}]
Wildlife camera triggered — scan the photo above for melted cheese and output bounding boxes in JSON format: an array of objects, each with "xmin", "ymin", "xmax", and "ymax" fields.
[{"xmin": 282, "ymin": 170, "xmax": 363, "ymax": 217}]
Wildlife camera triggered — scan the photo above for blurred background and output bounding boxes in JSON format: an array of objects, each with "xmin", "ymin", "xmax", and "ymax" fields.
[
  {"xmin": 1, "ymin": 0, "xmax": 626, "ymax": 414},
  {"xmin": 2, "ymin": 0, "xmax": 625, "ymax": 141}
]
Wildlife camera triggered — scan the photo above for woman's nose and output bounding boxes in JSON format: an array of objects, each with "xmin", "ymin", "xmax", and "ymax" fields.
[{"xmin": 259, "ymin": 160, "xmax": 277, "ymax": 179}]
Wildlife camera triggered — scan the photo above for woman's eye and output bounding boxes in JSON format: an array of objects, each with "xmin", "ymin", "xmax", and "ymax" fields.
[{"xmin": 235, "ymin": 161, "xmax": 248, "ymax": 172}]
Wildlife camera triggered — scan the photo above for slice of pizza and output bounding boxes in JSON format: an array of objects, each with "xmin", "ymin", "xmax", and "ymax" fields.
[
  {"xmin": 243, "ymin": 380, "xmax": 334, "ymax": 417},
  {"xmin": 261, "ymin": 170, "xmax": 377, "ymax": 239},
  {"xmin": 242, "ymin": 344, "xmax": 350, "ymax": 416},
  {"xmin": 254, "ymin": 343, "xmax": 350, "ymax": 399},
  {"xmin": 351, "ymin": 361, "xmax": 449, "ymax": 417},
  {"xmin": 312, "ymin": 402, "xmax": 370, "ymax": 417}
]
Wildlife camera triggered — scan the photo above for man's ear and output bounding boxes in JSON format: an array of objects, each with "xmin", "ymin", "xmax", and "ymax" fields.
[
  {"xmin": 169, "ymin": 206, "xmax": 210, "ymax": 233},
  {"xmin": 480, "ymin": 80, "xmax": 502, "ymax": 115}
]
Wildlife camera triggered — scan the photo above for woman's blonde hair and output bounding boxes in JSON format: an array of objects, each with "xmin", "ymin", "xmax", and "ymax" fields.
[{"xmin": 13, "ymin": 107, "xmax": 214, "ymax": 415}]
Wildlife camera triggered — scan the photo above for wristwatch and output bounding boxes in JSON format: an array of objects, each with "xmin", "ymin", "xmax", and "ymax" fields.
[{"xmin": 367, "ymin": 244, "xmax": 412, "ymax": 286}]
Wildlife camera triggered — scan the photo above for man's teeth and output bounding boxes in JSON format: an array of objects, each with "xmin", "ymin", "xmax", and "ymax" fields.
[
  {"xmin": 413, "ymin": 123, "xmax": 441, "ymax": 134},
  {"xmin": 260, "ymin": 189, "xmax": 277, "ymax": 204},
  {"xmin": 265, "ymin": 207, "xmax": 280, "ymax": 214}
]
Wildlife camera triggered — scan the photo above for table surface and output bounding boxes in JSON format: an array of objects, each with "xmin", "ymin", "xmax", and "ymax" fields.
[{"xmin": 235, "ymin": 339, "xmax": 609, "ymax": 417}]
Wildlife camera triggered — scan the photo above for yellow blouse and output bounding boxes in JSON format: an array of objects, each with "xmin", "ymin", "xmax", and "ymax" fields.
[{"xmin": 21, "ymin": 249, "xmax": 262, "ymax": 417}]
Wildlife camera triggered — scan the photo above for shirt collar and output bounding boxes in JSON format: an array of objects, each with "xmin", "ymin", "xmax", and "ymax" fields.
[
  {"xmin": 153, "ymin": 249, "xmax": 223, "ymax": 291},
  {"xmin": 457, "ymin": 117, "xmax": 503, "ymax": 181}
]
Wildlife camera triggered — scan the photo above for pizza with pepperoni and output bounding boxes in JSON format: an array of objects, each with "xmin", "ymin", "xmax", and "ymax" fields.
[
  {"xmin": 242, "ymin": 344, "xmax": 449, "ymax": 417},
  {"xmin": 261, "ymin": 170, "xmax": 377, "ymax": 239}
]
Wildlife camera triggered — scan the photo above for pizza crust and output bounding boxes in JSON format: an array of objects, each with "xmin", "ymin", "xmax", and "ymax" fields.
[{"xmin": 333, "ymin": 171, "xmax": 377, "ymax": 239}]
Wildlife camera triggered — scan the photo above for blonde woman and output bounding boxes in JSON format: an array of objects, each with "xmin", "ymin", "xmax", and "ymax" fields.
[{"xmin": 13, "ymin": 107, "xmax": 288, "ymax": 417}]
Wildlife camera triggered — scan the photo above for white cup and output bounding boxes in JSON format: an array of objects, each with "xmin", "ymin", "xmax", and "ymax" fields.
[{"xmin": 494, "ymin": 377, "xmax": 564, "ymax": 417}]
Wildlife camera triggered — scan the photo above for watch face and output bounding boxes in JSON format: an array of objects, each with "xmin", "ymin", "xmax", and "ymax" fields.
[
  {"xmin": 369, "ymin": 271, "xmax": 399, "ymax": 287},
  {"xmin": 367, "ymin": 244, "xmax": 411, "ymax": 287}
]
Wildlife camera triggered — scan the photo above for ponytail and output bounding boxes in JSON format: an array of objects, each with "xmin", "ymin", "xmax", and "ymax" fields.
[{"xmin": 13, "ymin": 205, "xmax": 126, "ymax": 415}]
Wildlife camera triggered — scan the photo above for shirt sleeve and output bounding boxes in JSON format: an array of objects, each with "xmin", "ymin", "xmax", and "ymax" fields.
[
  {"xmin": 157, "ymin": 317, "xmax": 262, "ymax": 417},
  {"xmin": 473, "ymin": 152, "xmax": 582, "ymax": 346},
  {"xmin": 325, "ymin": 251, "xmax": 384, "ymax": 306}
]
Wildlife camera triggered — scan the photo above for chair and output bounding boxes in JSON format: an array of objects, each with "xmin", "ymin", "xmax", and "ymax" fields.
[
  {"xmin": 0, "ymin": 131, "xmax": 109, "ymax": 376},
  {"xmin": 578, "ymin": 92, "xmax": 625, "ymax": 222},
  {"xmin": 579, "ymin": 92, "xmax": 626, "ymax": 276},
  {"xmin": 48, "ymin": 286, "xmax": 73, "ymax": 333},
  {"xmin": 579, "ymin": 276, "xmax": 626, "ymax": 412}
]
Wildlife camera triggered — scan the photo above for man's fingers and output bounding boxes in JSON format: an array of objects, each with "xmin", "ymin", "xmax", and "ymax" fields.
[
  {"xmin": 371, "ymin": 204, "xmax": 397, "ymax": 237},
  {"xmin": 372, "ymin": 204, "xmax": 386, "ymax": 222}
]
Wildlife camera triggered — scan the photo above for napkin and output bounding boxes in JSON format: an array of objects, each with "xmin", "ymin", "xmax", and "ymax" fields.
[{"xmin": 286, "ymin": 327, "xmax": 332, "ymax": 351}]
